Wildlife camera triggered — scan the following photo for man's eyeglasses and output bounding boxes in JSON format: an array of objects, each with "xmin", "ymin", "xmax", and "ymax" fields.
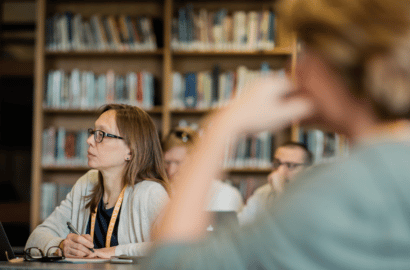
[
  {"xmin": 88, "ymin": 128, "xmax": 124, "ymax": 143},
  {"xmin": 273, "ymin": 158, "xmax": 306, "ymax": 170},
  {"xmin": 24, "ymin": 246, "xmax": 64, "ymax": 262}
]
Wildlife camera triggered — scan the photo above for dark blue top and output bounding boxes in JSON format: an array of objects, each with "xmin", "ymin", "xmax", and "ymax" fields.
[{"xmin": 86, "ymin": 197, "xmax": 120, "ymax": 249}]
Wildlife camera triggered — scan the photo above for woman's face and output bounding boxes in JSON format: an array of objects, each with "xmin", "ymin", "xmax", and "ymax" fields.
[
  {"xmin": 164, "ymin": 146, "xmax": 188, "ymax": 182},
  {"xmin": 87, "ymin": 110, "xmax": 131, "ymax": 172}
]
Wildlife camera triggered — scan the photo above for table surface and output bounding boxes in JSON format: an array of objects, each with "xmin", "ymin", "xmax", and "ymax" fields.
[{"xmin": 0, "ymin": 261, "xmax": 141, "ymax": 269}]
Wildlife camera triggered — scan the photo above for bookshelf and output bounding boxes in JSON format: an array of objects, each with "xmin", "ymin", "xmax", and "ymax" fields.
[{"xmin": 31, "ymin": 0, "xmax": 298, "ymax": 230}]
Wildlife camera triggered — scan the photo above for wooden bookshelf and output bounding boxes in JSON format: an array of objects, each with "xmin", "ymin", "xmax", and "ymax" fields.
[
  {"xmin": 42, "ymin": 165, "xmax": 90, "ymax": 172},
  {"xmin": 45, "ymin": 50, "xmax": 164, "ymax": 57},
  {"xmin": 31, "ymin": 0, "xmax": 297, "ymax": 230},
  {"xmin": 172, "ymin": 48, "xmax": 293, "ymax": 57},
  {"xmin": 43, "ymin": 106, "xmax": 163, "ymax": 114}
]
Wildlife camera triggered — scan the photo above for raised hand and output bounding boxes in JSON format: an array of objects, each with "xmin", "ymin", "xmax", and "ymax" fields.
[{"xmin": 224, "ymin": 72, "xmax": 314, "ymax": 134}]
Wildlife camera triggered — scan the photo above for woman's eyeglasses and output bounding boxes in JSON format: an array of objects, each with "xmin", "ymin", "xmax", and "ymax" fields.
[
  {"xmin": 88, "ymin": 128, "xmax": 124, "ymax": 143},
  {"xmin": 24, "ymin": 246, "xmax": 64, "ymax": 262},
  {"xmin": 272, "ymin": 158, "xmax": 306, "ymax": 170}
]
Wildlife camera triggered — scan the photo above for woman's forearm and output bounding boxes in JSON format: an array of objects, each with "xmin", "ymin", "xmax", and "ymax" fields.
[{"xmin": 152, "ymin": 109, "xmax": 240, "ymax": 242}]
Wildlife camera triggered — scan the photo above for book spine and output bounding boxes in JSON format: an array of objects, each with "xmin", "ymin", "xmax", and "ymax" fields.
[{"xmin": 184, "ymin": 73, "xmax": 197, "ymax": 108}]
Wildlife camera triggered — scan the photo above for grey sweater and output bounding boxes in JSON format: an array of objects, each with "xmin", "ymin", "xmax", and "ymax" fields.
[{"xmin": 26, "ymin": 170, "xmax": 169, "ymax": 256}]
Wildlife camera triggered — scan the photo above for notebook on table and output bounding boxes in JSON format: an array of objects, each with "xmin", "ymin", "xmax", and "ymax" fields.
[{"xmin": 0, "ymin": 222, "xmax": 15, "ymax": 261}]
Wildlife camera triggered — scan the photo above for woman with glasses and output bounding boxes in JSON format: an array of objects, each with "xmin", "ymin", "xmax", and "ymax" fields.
[
  {"xmin": 26, "ymin": 104, "xmax": 169, "ymax": 259},
  {"xmin": 143, "ymin": 0, "xmax": 410, "ymax": 269},
  {"xmin": 163, "ymin": 127, "xmax": 243, "ymax": 212}
]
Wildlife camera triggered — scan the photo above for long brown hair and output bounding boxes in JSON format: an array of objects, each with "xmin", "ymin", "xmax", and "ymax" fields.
[{"xmin": 86, "ymin": 104, "xmax": 170, "ymax": 213}]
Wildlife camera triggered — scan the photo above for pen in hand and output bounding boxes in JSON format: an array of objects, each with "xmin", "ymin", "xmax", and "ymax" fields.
[{"xmin": 66, "ymin": 222, "xmax": 95, "ymax": 253}]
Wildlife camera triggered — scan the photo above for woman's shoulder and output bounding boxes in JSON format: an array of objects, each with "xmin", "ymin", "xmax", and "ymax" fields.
[
  {"xmin": 132, "ymin": 180, "xmax": 167, "ymax": 194},
  {"xmin": 72, "ymin": 169, "xmax": 99, "ymax": 191}
]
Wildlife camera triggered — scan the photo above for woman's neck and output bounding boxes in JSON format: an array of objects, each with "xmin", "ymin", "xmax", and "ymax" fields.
[
  {"xmin": 101, "ymin": 169, "xmax": 125, "ymax": 208},
  {"xmin": 351, "ymin": 119, "xmax": 410, "ymax": 145}
]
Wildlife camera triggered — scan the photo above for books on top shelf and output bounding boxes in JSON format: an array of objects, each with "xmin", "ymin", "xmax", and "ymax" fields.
[
  {"xmin": 299, "ymin": 129, "xmax": 349, "ymax": 165},
  {"xmin": 41, "ymin": 182, "xmax": 73, "ymax": 221},
  {"xmin": 224, "ymin": 131, "xmax": 274, "ymax": 170},
  {"xmin": 46, "ymin": 12, "xmax": 158, "ymax": 52},
  {"xmin": 42, "ymin": 127, "xmax": 89, "ymax": 167},
  {"xmin": 44, "ymin": 69, "xmax": 157, "ymax": 110},
  {"xmin": 172, "ymin": 5, "xmax": 276, "ymax": 52},
  {"xmin": 172, "ymin": 63, "xmax": 279, "ymax": 109}
]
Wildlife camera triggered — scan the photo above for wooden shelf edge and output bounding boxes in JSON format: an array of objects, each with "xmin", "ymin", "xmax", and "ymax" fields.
[
  {"xmin": 45, "ymin": 49, "xmax": 164, "ymax": 57},
  {"xmin": 43, "ymin": 106, "xmax": 163, "ymax": 114},
  {"xmin": 170, "ymin": 108, "xmax": 216, "ymax": 114},
  {"xmin": 172, "ymin": 48, "xmax": 293, "ymax": 56},
  {"xmin": 42, "ymin": 165, "xmax": 90, "ymax": 171}
]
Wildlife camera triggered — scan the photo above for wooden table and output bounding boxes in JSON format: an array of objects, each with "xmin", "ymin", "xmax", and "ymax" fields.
[{"xmin": 0, "ymin": 261, "xmax": 141, "ymax": 269}]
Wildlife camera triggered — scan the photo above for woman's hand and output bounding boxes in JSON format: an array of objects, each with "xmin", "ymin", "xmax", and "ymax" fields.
[
  {"xmin": 223, "ymin": 72, "xmax": 314, "ymax": 134},
  {"xmin": 60, "ymin": 233, "xmax": 94, "ymax": 258},
  {"xmin": 85, "ymin": 247, "xmax": 116, "ymax": 259}
]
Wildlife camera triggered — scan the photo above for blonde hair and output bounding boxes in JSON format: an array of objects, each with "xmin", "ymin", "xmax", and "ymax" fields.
[
  {"xmin": 162, "ymin": 127, "xmax": 198, "ymax": 153},
  {"xmin": 277, "ymin": 0, "xmax": 410, "ymax": 119}
]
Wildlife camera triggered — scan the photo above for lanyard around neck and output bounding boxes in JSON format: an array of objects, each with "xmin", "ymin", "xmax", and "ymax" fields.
[{"xmin": 90, "ymin": 185, "xmax": 127, "ymax": 248}]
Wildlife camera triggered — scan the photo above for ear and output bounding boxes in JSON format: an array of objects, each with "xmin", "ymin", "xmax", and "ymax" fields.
[{"xmin": 125, "ymin": 152, "xmax": 132, "ymax": 161}]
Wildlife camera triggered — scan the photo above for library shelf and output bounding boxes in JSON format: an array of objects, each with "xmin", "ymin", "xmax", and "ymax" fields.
[
  {"xmin": 43, "ymin": 106, "xmax": 163, "ymax": 115},
  {"xmin": 172, "ymin": 48, "xmax": 293, "ymax": 57},
  {"xmin": 45, "ymin": 50, "xmax": 164, "ymax": 58},
  {"xmin": 42, "ymin": 165, "xmax": 90, "ymax": 172}
]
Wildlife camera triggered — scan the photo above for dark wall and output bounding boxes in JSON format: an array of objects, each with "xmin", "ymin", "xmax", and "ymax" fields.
[{"xmin": 0, "ymin": 76, "xmax": 33, "ymax": 247}]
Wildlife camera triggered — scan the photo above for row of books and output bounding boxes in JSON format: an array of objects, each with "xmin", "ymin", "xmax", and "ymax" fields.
[
  {"xmin": 299, "ymin": 129, "xmax": 349, "ymax": 165},
  {"xmin": 172, "ymin": 6, "xmax": 276, "ymax": 51},
  {"xmin": 41, "ymin": 182, "xmax": 73, "ymax": 220},
  {"xmin": 223, "ymin": 132, "xmax": 274, "ymax": 169},
  {"xmin": 44, "ymin": 69, "xmax": 157, "ymax": 109},
  {"xmin": 46, "ymin": 12, "xmax": 158, "ymax": 52},
  {"xmin": 42, "ymin": 127, "xmax": 89, "ymax": 167},
  {"xmin": 172, "ymin": 63, "xmax": 277, "ymax": 109}
]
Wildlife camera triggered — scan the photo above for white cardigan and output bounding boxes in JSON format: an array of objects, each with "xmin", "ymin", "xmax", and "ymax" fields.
[{"xmin": 25, "ymin": 170, "xmax": 169, "ymax": 256}]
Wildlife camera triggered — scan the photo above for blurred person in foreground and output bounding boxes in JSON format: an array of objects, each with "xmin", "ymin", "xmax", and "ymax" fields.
[
  {"xmin": 163, "ymin": 127, "xmax": 243, "ymax": 212},
  {"xmin": 238, "ymin": 142, "xmax": 312, "ymax": 225},
  {"xmin": 144, "ymin": 0, "xmax": 410, "ymax": 268}
]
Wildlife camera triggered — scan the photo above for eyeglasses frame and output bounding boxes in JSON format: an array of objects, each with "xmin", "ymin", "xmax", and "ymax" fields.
[
  {"xmin": 272, "ymin": 158, "xmax": 307, "ymax": 170},
  {"xmin": 24, "ymin": 246, "xmax": 64, "ymax": 262},
  {"xmin": 88, "ymin": 128, "xmax": 124, "ymax": 143}
]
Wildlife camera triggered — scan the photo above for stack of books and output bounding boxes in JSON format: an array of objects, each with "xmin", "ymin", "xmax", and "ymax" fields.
[
  {"xmin": 224, "ymin": 131, "xmax": 274, "ymax": 170},
  {"xmin": 299, "ymin": 129, "xmax": 349, "ymax": 165},
  {"xmin": 41, "ymin": 183, "xmax": 73, "ymax": 220},
  {"xmin": 42, "ymin": 127, "xmax": 89, "ymax": 167},
  {"xmin": 46, "ymin": 12, "xmax": 158, "ymax": 52},
  {"xmin": 44, "ymin": 69, "xmax": 156, "ymax": 109},
  {"xmin": 172, "ymin": 63, "xmax": 276, "ymax": 109},
  {"xmin": 172, "ymin": 5, "xmax": 276, "ymax": 51}
]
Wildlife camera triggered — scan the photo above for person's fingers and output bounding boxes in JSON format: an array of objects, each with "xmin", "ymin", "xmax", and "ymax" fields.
[
  {"xmin": 82, "ymin": 234, "xmax": 94, "ymax": 247},
  {"xmin": 65, "ymin": 245, "xmax": 88, "ymax": 258},
  {"xmin": 84, "ymin": 251, "xmax": 98, "ymax": 258},
  {"xmin": 65, "ymin": 236, "xmax": 92, "ymax": 256},
  {"xmin": 273, "ymin": 97, "xmax": 315, "ymax": 127},
  {"xmin": 72, "ymin": 234, "xmax": 94, "ymax": 249}
]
